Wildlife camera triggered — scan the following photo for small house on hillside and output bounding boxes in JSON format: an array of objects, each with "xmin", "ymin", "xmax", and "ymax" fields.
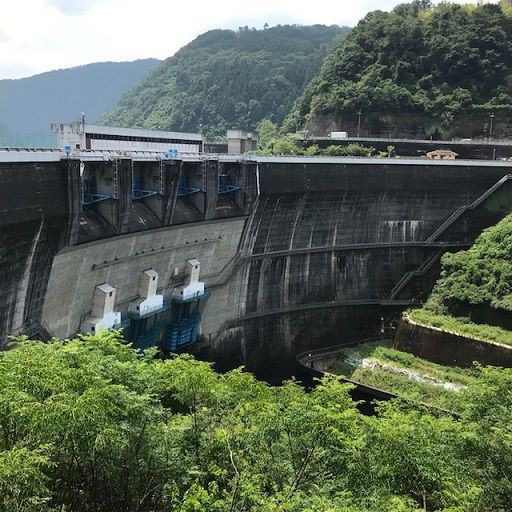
[{"xmin": 426, "ymin": 149, "xmax": 459, "ymax": 160}]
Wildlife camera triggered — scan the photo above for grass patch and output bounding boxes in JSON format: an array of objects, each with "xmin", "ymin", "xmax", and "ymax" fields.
[
  {"xmin": 329, "ymin": 341, "xmax": 480, "ymax": 411},
  {"xmin": 408, "ymin": 309, "xmax": 512, "ymax": 346}
]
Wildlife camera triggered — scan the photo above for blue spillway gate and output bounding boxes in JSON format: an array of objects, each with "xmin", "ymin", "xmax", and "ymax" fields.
[
  {"xmin": 177, "ymin": 175, "xmax": 201, "ymax": 196},
  {"xmin": 165, "ymin": 311, "xmax": 201, "ymax": 351},
  {"xmin": 132, "ymin": 175, "xmax": 159, "ymax": 200},
  {"xmin": 82, "ymin": 179, "xmax": 112, "ymax": 205},
  {"xmin": 218, "ymin": 173, "xmax": 241, "ymax": 194}
]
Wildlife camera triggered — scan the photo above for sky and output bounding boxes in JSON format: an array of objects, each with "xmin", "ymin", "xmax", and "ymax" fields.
[{"xmin": 0, "ymin": 0, "xmax": 495, "ymax": 79}]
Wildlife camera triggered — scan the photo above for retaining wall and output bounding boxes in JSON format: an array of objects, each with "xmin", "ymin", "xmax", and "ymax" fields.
[{"xmin": 395, "ymin": 318, "xmax": 512, "ymax": 368}]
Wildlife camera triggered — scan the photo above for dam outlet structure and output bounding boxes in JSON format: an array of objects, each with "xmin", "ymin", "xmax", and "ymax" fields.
[{"xmin": 1, "ymin": 149, "xmax": 512, "ymax": 379}]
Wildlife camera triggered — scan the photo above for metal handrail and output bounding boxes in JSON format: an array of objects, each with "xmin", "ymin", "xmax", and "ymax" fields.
[{"xmin": 426, "ymin": 174, "xmax": 512, "ymax": 243}]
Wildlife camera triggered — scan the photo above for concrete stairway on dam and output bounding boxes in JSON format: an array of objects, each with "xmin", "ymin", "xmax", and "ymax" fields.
[
  {"xmin": 426, "ymin": 174, "xmax": 512, "ymax": 243},
  {"xmin": 390, "ymin": 174, "xmax": 512, "ymax": 301},
  {"xmin": 388, "ymin": 249, "xmax": 444, "ymax": 300},
  {"xmin": 206, "ymin": 253, "xmax": 244, "ymax": 289}
]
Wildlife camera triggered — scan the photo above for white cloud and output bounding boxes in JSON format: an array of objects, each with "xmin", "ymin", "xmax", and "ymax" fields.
[
  {"xmin": 0, "ymin": 62, "xmax": 36, "ymax": 79},
  {"xmin": 45, "ymin": 0, "xmax": 106, "ymax": 16},
  {"xmin": 0, "ymin": 0, "xmax": 498, "ymax": 79}
]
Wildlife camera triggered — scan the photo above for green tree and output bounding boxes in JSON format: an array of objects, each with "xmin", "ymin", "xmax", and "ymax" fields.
[
  {"xmin": 257, "ymin": 118, "xmax": 279, "ymax": 150},
  {"xmin": 0, "ymin": 447, "xmax": 52, "ymax": 512},
  {"xmin": 287, "ymin": 1, "xmax": 512, "ymax": 136},
  {"xmin": 3, "ymin": 331, "xmax": 512, "ymax": 511}
]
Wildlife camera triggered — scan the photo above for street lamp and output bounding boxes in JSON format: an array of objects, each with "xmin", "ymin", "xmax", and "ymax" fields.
[
  {"xmin": 489, "ymin": 112, "xmax": 496, "ymax": 139},
  {"xmin": 357, "ymin": 111, "xmax": 362, "ymax": 138}
]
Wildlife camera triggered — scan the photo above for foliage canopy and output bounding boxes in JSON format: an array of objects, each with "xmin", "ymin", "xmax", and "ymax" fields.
[
  {"xmin": 286, "ymin": 1, "xmax": 512, "ymax": 131},
  {"xmin": 2, "ymin": 332, "xmax": 512, "ymax": 511},
  {"xmin": 432, "ymin": 212, "xmax": 512, "ymax": 312}
]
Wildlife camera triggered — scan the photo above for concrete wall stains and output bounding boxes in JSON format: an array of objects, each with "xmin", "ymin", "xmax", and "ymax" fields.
[
  {"xmin": 202, "ymin": 161, "xmax": 512, "ymax": 378},
  {"xmin": 0, "ymin": 161, "xmax": 70, "ymax": 340}
]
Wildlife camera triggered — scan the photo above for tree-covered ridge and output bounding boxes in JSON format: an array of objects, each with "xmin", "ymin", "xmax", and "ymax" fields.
[
  {"xmin": 4, "ymin": 332, "xmax": 512, "ymax": 511},
  {"xmin": 101, "ymin": 25, "xmax": 349, "ymax": 139},
  {"xmin": 0, "ymin": 59, "xmax": 160, "ymax": 143},
  {"xmin": 426, "ymin": 213, "xmax": 512, "ymax": 313},
  {"xmin": 286, "ymin": 0, "xmax": 512, "ymax": 133}
]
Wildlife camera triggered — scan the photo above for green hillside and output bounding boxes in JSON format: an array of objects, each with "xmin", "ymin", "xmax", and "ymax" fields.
[
  {"xmin": 101, "ymin": 25, "xmax": 349, "ymax": 139},
  {"xmin": 410, "ymin": 212, "xmax": 512, "ymax": 344},
  {"xmin": 0, "ymin": 59, "xmax": 160, "ymax": 144},
  {"xmin": 286, "ymin": 0, "xmax": 512, "ymax": 136}
]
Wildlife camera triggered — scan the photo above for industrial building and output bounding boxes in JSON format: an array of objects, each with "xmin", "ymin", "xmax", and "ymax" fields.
[
  {"xmin": 227, "ymin": 129, "xmax": 258, "ymax": 154},
  {"xmin": 51, "ymin": 119, "xmax": 203, "ymax": 153}
]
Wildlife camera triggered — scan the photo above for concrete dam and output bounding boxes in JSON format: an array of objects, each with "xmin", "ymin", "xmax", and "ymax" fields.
[{"xmin": 1, "ymin": 150, "xmax": 512, "ymax": 378}]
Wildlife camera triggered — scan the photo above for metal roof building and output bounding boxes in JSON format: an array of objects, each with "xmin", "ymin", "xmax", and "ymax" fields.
[{"xmin": 51, "ymin": 120, "xmax": 203, "ymax": 154}]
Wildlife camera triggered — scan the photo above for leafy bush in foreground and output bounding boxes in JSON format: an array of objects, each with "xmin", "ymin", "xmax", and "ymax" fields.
[{"xmin": 2, "ymin": 332, "xmax": 512, "ymax": 511}]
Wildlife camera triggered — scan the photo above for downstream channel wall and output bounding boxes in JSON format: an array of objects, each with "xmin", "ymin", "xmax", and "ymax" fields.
[{"xmin": 395, "ymin": 318, "xmax": 512, "ymax": 368}]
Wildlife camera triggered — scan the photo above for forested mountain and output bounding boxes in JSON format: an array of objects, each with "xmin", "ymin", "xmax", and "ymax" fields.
[
  {"xmin": 0, "ymin": 59, "xmax": 160, "ymax": 144},
  {"xmin": 286, "ymin": 0, "xmax": 512, "ymax": 137},
  {"xmin": 101, "ymin": 25, "xmax": 349, "ymax": 138}
]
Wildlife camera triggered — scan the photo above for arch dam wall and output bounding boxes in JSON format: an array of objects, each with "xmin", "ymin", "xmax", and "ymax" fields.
[
  {"xmin": 200, "ymin": 158, "xmax": 512, "ymax": 379},
  {"xmin": 1, "ymin": 152, "xmax": 511, "ymax": 379}
]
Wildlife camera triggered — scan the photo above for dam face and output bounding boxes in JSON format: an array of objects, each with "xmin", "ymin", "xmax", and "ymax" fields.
[
  {"xmin": 205, "ymin": 159, "xmax": 512, "ymax": 377},
  {"xmin": 1, "ymin": 152, "xmax": 511, "ymax": 378},
  {"xmin": 0, "ymin": 160, "xmax": 72, "ymax": 338}
]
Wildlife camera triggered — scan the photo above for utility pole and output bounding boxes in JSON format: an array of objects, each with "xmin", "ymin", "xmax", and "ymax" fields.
[
  {"xmin": 357, "ymin": 111, "xmax": 362, "ymax": 138},
  {"xmin": 489, "ymin": 112, "xmax": 496, "ymax": 139}
]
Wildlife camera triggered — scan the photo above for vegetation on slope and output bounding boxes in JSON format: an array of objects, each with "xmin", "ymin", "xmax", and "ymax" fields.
[
  {"xmin": 408, "ymin": 309, "xmax": 512, "ymax": 346},
  {"xmin": 286, "ymin": 0, "xmax": 512, "ymax": 134},
  {"xmin": 428, "ymin": 213, "xmax": 512, "ymax": 312},
  {"xmin": 0, "ymin": 59, "xmax": 160, "ymax": 143},
  {"xmin": 256, "ymin": 119, "xmax": 376, "ymax": 156},
  {"xmin": 409, "ymin": 212, "xmax": 512, "ymax": 343},
  {"xmin": 101, "ymin": 25, "xmax": 349, "ymax": 139},
  {"xmin": 329, "ymin": 341, "xmax": 478, "ymax": 412},
  {"xmin": 4, "ymin": 332, "xmax": 512, "ymax": 511}
]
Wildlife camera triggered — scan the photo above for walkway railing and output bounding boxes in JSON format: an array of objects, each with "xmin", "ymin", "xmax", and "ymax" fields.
[
  {"xmin": 389, "ymin": 249, "xmax": 444, "ymax": 300},
  {"xmin": 426, "ymin": 174, "xmax": 512, "ymax": 243}
]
